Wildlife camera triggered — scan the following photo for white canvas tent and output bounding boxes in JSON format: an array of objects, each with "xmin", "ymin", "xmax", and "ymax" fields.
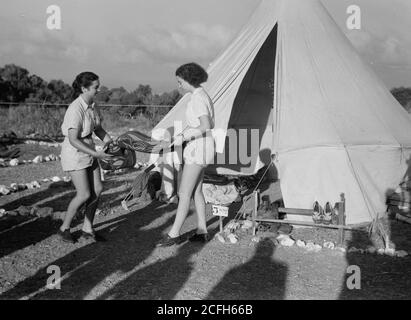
[{"xmin": 151, "ymin": 0, "xmax": 411, "ymax": 225}]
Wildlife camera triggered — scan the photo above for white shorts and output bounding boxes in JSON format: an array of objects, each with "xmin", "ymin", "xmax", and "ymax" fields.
[
  {"xmin": 183, "ymin": 136, "xmax": 215, "ymax": 167},
  {"xmin": 60, "ymin": 136, "xmax": 95, "ymax": 171}
]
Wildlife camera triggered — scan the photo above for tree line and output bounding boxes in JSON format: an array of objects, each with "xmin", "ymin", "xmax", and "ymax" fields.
[
  {"xmin": 1, "ymin": 63, "xmax": 411, "ymax": 112},
  {"xmin": 0, "ymin": 64, "xmax": 182, "ymax": 107}
]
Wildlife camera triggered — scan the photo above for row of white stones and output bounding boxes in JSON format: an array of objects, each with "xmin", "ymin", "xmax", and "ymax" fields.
[
  {"xmin": 0, "ymin": 154, "xmax": 61, "ymax": 167},
  {"xmin": 214, "ymin": 219, "xmax": 409, "ymax": 258},
  {"xmin": 0, "ymin": 176, "xmax": 71, "ymax": 196}
]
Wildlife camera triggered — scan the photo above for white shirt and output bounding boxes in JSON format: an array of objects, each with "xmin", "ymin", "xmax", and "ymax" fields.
[
  {"xmin": 61, "ymin": 96, "xmax": 101, "ymax": 138},
  {"xmin": 185, "ymin": 87, "xmax": 215, "ymax": 129}
]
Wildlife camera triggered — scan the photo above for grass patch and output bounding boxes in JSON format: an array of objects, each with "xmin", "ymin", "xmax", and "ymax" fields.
[{"xmin": 0, "ymin": 105, "xmax": 169, "ymax": 138}]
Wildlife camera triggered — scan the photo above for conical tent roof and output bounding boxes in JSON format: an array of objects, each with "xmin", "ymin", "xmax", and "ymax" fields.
[{"xmin": 153, "ymin": 0, "xmax": 411, "ymax": 224}]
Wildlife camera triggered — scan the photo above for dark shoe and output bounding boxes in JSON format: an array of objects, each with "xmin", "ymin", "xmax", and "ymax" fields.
[
  {"xmin": 80, "ymin": 230, "xmax": 107, "ymax": 242},
  {"xmin": 323, "ymin": 202, "xmax": 333, "ymax": 225},
  {"xmin": 156, "ymin": 234, "xmax": 184, "ymax": 247},
  {"xmin": 188, "ymin": 233, "xmax": 210, "ymax": 242},
  {"xmin": 57, "ymin": 229, "xmax": 75, "ymax": 243}
]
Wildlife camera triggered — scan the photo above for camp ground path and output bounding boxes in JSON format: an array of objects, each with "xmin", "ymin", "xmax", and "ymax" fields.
[{"xmin": 1, "ymin": 168, "xmax": 411, "ymax": 300}]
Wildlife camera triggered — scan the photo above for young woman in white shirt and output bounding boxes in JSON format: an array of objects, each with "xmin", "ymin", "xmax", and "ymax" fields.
[
  {"xmin": 157, "ymin": 63, "xmax": 215, "ymax": 246},
  {"xmin": 58, "ymin": 72, "xmax": 113, "ymax": 243}
]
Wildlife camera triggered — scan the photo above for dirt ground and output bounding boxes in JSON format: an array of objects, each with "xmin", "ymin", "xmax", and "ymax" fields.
[{"xmin": 1, "ymin": 145, "xmax": 411, "ymax": 300}]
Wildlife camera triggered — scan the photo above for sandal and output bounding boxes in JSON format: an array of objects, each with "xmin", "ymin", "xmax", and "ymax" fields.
[{"xmin": 156, "ymin": 234, "xmax": 184, "ymax": 247}]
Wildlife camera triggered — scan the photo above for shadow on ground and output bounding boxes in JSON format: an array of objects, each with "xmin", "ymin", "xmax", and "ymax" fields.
[
  {"xmin": 0, "ymin": 178, "xmax": 128, "ymax": 259},
  {"xmin": 339, "ymin": 218, "xmax": 411, "ymax": 299},
  {"xmin": 206, "ymin": 238, "xmax": 287, "ymax": 300},
  {"xmin": 0, "ymin": 201, "xmax": 176, "ymax": 299}
]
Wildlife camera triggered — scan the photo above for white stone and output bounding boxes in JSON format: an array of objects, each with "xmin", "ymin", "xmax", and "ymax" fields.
[
  {"xmin": 323, "ymin": 241, "xmax": 335, "ymax": 250},
  {"xmin": 0, "ymin": 208, "xmax": 6, "ymax": 217},
  {"xmin": 280, "ymin": 237, "xmax": 295, "ymax": 247},
  {"xmin": 51, "ymin": 176, "xmax": 61, "ymax": 182},
  {"xmin": 377, "ymin": 248, "xmax": 385, "ymax": 255},
  {"xmin": 306, "ymin": 242, "xmax": 321, "ymax": 252},
  {"xmin": 31, "ymin": 181, "xmax": 40, "ymax": 188},
  {"xmin": 10, "ymin": 183, "xmax": 19, "ymax": 191},
  {"xmin": 33, "ymin": 155, "xmax": 43, "ymax": 163},
  {"xmin": 26, "ymin": 182, "xmax": 35, "ymax": 190},
  {"xmin": 296, "ymin": 240, "xmax": 306, "ymax": 248},
  {"xmin": 366, "ymin": 246, "xmax": 377, "ymax": 254},
  {"xmin": 395, "ymin": 250, "xmax": 409, "ymax": 258},
  {"xmin": 63, "ymin": 176, "xmax": 71, "ymax": 182},
  {"xmin": 42, "ymin": 178, "xmax": 50, "ymax": 182},
  {"xmin": 9, "ymin": 158, "xmax": 19, "ymax": 166},
  {"xmin": 44, "ymin": 156, "xmax": 51, "ymax": 162},
  {"xmin": 0, "ymin": 185, "xmax": 11, "ymax": 195},
  {"xmin": 277, "ymin": 234, "xmax": 295, "ymax": 247},
  {"xmin": 313, "ymin": 244, "xmax": 322, "ymax": 251},
  {"xmin": 227, "ymin": 233, "xmax": 238, "ymax": 244},
  {"xmin": 384, "ymin": 248, "xmax": 396, "ymax": 256},
  {"xmin": 251, "ymin": 236, "xmax": 261, "ymax": 243},
  {"xmin": 0, "ymin": 158, "xmax": 5, "ymax": 162}
]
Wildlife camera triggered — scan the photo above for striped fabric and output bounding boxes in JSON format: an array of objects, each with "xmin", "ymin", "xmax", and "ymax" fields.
[{"xmin": 117, "ymin": 131, "xmax": 164, "ymax": 154}]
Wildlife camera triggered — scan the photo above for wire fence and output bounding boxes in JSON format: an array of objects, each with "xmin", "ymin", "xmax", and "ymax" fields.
[{"xmin": 0, "ymin": 102, "xmax": 173, "ymax": 109}]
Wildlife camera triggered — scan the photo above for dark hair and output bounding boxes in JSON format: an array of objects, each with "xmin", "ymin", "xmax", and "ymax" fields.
[
  {"xmin": 175, "ymin": 63, "xmax": 208, "ymax": 87},
  {"xmin": 72, "ymin": 71, "xmax": 99, "ymax": 97}
]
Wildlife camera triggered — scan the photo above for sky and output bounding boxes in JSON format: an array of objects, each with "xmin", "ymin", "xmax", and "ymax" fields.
[{"xmin": 0, "ymin": 0, "xmax": 410, "ymax": 94}]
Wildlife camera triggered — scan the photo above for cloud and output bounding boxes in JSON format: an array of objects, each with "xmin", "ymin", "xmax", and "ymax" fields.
[
  {"xmin": 346, "ymin": 29, "xmax": 411, "ymax": 67},
  {"xmin": 64, "ymin": 45, "xmax": 89, "ymax": 62},
  {"xmin": 110, "ymin": 23, "xmax": 234, "ymax": 66},
  {"xmin": 0, "ymin": 17, "xmax": 89, "ymax": 64}
]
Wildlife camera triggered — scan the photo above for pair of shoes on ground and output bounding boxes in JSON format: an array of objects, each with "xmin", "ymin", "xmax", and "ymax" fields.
[
  {"xmin": 57, "ymin": 229, "xmax": 107, "ymax": 243},
  {"xmin": 313, "ymin": 201, "xmax": 336, "ymax": 225},
  {"xmin": 156, "ymin": 232, "xmax": 210, "ymax": 247}
]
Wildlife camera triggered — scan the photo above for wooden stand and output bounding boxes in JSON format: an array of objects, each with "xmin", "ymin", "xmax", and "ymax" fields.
[{"xmin": 251, "ymin": 192, "xmax": 348, "ymax": 245}]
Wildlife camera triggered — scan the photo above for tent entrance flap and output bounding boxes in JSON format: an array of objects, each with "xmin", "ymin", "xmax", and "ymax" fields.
[{"xmin": 207, "ymin": 24, "xmax": 278, "ymax": 176}]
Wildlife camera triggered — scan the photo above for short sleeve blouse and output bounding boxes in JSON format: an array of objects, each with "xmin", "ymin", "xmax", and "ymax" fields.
[
  {"xmin": 61, "ymin": 96, "xmax": 101, "ymax": 138},
  {"xmin": 185, "ymin": 87, "xmax": 215, "ymax": 128}
]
